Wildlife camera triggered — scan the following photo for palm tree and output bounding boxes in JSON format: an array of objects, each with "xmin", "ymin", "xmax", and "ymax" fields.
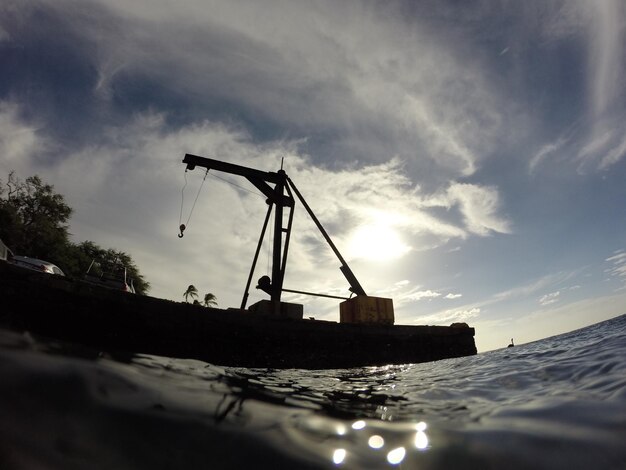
[
  {"xmin": 203, "ymin": 292, "xmax": 218, "ymax": 308},
  {"xmin": 183, "ymin": 284, "xmax": 198, "ymax": 303}
]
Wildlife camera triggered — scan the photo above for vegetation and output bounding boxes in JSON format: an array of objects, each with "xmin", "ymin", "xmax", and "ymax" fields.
[
  {"xmin": 0, "ymin": 172, "xmax": 72, "ymax": 262},
  {"xmin": 0, "ymin": 171, "xmax": 150, "ymax": 295},
  {"xmin": 183, "ymin": 285, "xmax": 218, "ymax": 307},
  {"xmin": 183, "ymin": 284, "xmax": 198, "ymax": 303},
  {"xmin": 72, "ymin": 241, "xmax": 150, "ymax": 295},
  {"xmin": 203, "ymin": 292, "xmax": 218, "ymax": 308}
]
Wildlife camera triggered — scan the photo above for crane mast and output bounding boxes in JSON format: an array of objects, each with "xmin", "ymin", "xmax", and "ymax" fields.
[{"xmin": 182, "ymin": 154, "xmax": 367, "ymax": 315}]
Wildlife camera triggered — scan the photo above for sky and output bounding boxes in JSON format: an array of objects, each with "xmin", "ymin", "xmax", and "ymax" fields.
[{"xmin": 1, "ymin": 0, "xmax": 625, "ymax": 352}]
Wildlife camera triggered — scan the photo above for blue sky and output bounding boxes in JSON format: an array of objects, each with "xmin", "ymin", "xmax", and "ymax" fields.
[{"xmin": 1, "ymin": 0, "xmax": 625, "ymax": 352}]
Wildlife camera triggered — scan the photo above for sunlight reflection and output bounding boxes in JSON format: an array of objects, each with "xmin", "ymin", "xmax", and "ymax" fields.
[
  {"xmin": 333, "ymin": 448, "xmax": 346, "ymax": 465},
  {"xmin": 414, "ymin": 421, "xmax": 429, "ymax": 449},
  {"xmin": 415, "ymin": 431, "xmax": 428, "ymax": 450},
  {"xmin": 379, "ymin": 405, "xmax": 392, "ymax": 421},
  {"xmin": 368, "ymin": 435, "xmax": 385, "ymax": 449},
  {"xmin": 351, "ymin": 420, "xmax": 366, "ymax": 430},
  {"xmin": 295, "ymin": 416, "xmax": 434, "ymax": 468},
  {"xmin": 386, "ymin": 446, "xmax": 406, "ymax": 465}
]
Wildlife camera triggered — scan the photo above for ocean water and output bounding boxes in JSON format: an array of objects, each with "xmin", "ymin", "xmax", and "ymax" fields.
[{"xmin": 1, "ymin": 315, "xmax": 625, "ymax": 470}]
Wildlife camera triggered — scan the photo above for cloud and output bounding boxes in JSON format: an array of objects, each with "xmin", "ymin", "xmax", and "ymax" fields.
[
  {"xmin": 605, "ymin": 250, "xmax": 626, "ymax": 289},
  {"xmin": 526, "ymin": 0, "xmax": 626, "ymax": 174},
  {"xmin": 598, "ymin": 134, "xmax": 626, "ymax": 170},
  {"xmin": 490, "ymin": 270, "xmax": 580, "ymax": 303},
  {"xmin": 532, "ymin": 120, "xmax": 626, "ymax": 174},
  {"xmin": 377, "ymin": 278, "xmax": 460, "ymax": 303},
  {"xmin": 577, "ymin": 0, "xmax": 626, "ymax": 171},
  {"xmin": 577, "ymin": 130, "xmax": 613, "ymax": 161},
  {"xmin": 0, "ymin": 101, "xmax": 51, "ymax": 171},
  {"xmin": 6, "ymin": 0, "xmax": 623, "ymax": 336},
  {"xmin": 445, "ymin": 183, "xmax": 511, "ymax": 236},
  {"xmin": 539, "ymin": 291, "xmax": 560, "ymax": 306},
  {"xmin": 588, "ymin": 0, "xmax": 624, "ymax": 121},
  {"xmin": 541, "ymin": 0, "xmax": 624, "ymax": 121},
  {"xmin": 0, "ymin": 102, "xmax": 511, "ymax": 307},
  {"xmin": 576, "ymin": 123, "xmax": 626, "ymax": 172},
  {"xmin": 413, "ymin": 307, "xmax": 480, "ymax": 326},
  {"xmin": 9, "ymin": 0, "xmax": 507, "ymax": 181},
  {"xmin": 404, "ymin": 289, "xmax": 441, "ymax": 301},
  {"xmin": 414, "ymin": 272, "xmax": 579, "ymax": 329},
  {"xmin": 529, "ymin": 134, "xmax": 570, "ymax": 173},
  {"xmin": 606, "ymin": 250, "xmax": 626, "ymax": 266}
]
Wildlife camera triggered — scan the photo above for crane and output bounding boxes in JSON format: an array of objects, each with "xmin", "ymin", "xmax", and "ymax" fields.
[{"xmin": 181, "ymin": 154, "xmax": 369, "ymax": 317}]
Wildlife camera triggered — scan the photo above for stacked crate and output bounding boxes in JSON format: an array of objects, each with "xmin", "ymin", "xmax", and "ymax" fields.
[{"xmin": 339, "ymin": 296, "xmax": 394, "ymax": 325}]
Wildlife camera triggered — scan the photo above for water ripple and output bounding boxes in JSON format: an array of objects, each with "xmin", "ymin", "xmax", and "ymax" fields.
[{"xmin": 0, "ymin": 315, "xmax": 625, "ymax": 469}]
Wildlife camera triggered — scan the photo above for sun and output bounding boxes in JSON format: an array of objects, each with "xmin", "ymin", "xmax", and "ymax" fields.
[{"xmin": 348, "ymin": 222, "xmax": 411, "ymax": 262}]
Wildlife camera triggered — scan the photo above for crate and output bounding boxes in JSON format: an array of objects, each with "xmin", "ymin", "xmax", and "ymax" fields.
[
  {"xmin": 248, "ymin": 300, "xmax": 304, "ymax": 320},
  {"xmin": 339, "ymin": 296, "xmax": 394, "ymax": 325}
]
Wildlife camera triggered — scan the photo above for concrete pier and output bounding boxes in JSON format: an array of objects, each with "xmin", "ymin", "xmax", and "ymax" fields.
[{"xmin": 0, "ymin": 262, "xmax": 477, "ymax": 369}]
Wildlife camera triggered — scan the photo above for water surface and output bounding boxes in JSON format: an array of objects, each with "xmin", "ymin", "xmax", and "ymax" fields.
[{"xmin": 1, "ymin": 314, "xmax": 625, "ymax": 469}]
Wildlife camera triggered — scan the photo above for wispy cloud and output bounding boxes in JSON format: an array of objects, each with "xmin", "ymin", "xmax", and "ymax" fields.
[
  {"xmin": 578, "ymin": 0, "xmax": 625, "ymax": 171},
  {"xmin": 10, "ymin": 0, "xmax": 507, "ymax": 181},
  {"xmin": 588, "ymin": 0, "xmax": 624, "ymax": 122},
  {"xmin": 445, "ymin": 183, "xmax": 511, "ymax": 236},
  {"xmin": 605, "ymin": 250, "xmax": 626, "ymax": 289},
  {"xmin": 416, "ymin": 270, "xmax": 581, "ymax": 327},
  {"xmin": 404, "ymin": 289, "xmax": 441, "ymax": 301},
  {"xmin": 0, "ymin": 104, "xmax": 511, "ymax": 305},
  {"xmin": 539, "ymin": 291, "xmax": 560, "ymax": 306},
  {"xmin": 529, "ymin": 0, "xmax": 626, "ymax": 173},
  {"xmin": 3, "ymin": 0, "xmax": 625, "ymax": 344},
  {"xmin": 529, "ymin": 134, "xmax": 570, "ymax": 174},
  {"xmin": 0, "ymin": 101, "xmax": 50, "ymax": 169},
  {"xmin": 598, "ymin": 133, "xmax": 626, "ymax": 170},
  {"xmin": 491, "ymin": 270, "xmax": 580, "ymax": 303},
  {"xmin": 412, "ymin": 307, "xmax": 480, "ymax": 326}
]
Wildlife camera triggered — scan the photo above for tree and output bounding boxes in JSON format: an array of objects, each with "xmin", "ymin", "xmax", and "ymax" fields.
[
  {"xmin": 72, "ymin": 241, "xmax": 150, "ymax": 295},
  {"xmin": 184, "ymin": 285, "xmax": 198, "ymax": 303},
  {"xmin": 203, "ymin": 293, "xmax": 218, "ymax": 308},
  {"xmin": 1, "ymin": 171, "xmax": 150, "ymax": 295},
  {"xmin": 0, "ymin": 172, "xmax": 72, "ymax": 262}
]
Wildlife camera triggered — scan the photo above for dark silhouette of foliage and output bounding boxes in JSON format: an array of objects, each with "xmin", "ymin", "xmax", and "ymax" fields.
[
  {"xmin": 184, "ymin": 284, "xmax": 198, "ymax": 303},
  {"xmin": 0, "ymin": 172, "xmax": 71, "ymax": 262},
  {"xmin": 203, "ymin": 292, "xmax": 218, "ymax": 307},
  {"xmin": 72, "ymin": 241, "xmax": 150, "ymax": 295},
  {"xmin": 1, "ymin": 171, "xmax": 150, "ymax": 295}
]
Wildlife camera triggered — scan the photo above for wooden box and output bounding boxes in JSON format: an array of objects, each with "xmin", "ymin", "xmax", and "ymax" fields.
[
  {"xmin": 339, "ymin": 296, "xmax": 394, "ymax": 325},
  {"xmin": 248, "ymin": 300, "xmax": 304, "ymax": 320}
]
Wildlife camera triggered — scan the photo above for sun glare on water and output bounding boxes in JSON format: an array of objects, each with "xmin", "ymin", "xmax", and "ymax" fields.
[{"xmin": 348, "ymin": 223, "xmax": 410, "ymax": 262}]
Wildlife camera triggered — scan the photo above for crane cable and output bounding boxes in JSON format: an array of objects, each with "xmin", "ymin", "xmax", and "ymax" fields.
[{"xmin": 178, "ymin": 168, "xmax": 209, "ymax": 238}]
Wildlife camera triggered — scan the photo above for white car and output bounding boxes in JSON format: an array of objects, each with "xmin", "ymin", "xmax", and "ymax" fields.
[{"xmin": 10, "ymin": 255, "xmax": 66, "ymax": 276}]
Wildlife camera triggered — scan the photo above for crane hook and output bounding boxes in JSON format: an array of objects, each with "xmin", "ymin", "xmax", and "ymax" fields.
[{"xmin": 178, "ymin": 224, "xmax": 186, "ymax": 238}]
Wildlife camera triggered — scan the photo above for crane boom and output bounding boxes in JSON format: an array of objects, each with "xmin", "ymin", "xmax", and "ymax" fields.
[{"xmin": 181, "ymin": 153, "xmax": 366, "ymax": 310}]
